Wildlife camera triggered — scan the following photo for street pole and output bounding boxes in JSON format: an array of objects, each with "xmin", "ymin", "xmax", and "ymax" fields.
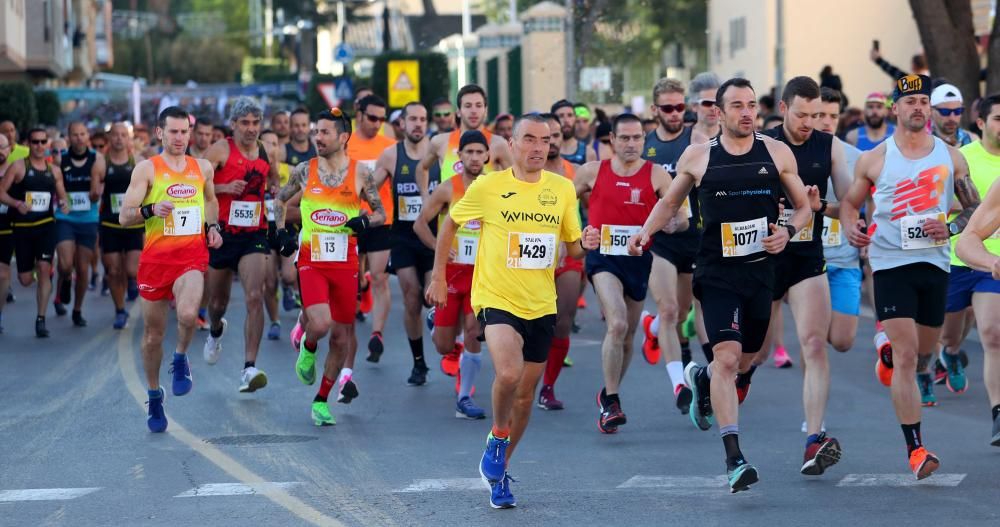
[
  {"xmin": 458, "ymin": 0, "xmax": 471, "ymax": 87},
  {"xmin": 774, "ymin": 0, "xmax": 784, "ymax": 104},
  {"xmin": 565, "ymin": 0, "xmax": 576, "ymax": 101}
]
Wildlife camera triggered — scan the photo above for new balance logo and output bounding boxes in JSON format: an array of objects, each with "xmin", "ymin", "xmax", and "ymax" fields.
[
  {"xmin": 757, "ymin": 167, "xmax": 768, "ymax": 175},
  {"xmin": 501, "ymin": 192, "xmax": 517, "ymax": 199}
]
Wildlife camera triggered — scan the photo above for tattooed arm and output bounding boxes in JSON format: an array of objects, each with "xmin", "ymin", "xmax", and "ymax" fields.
[
  {"xmin": 950, "ymin": 148, "xmax": 980, "ymax": 234},
  {"xmin": 274, "ymin": 161, "xmax": 308, "ymax": 230},
  {"xmin": 358, "ymin": 162, "xmax": 386, "ymax": 227}
]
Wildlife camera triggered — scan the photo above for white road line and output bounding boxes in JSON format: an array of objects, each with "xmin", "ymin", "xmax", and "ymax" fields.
[
  {"xmin": 175, "ymin": 482, "xmax": 301, "ymax": 498},
  {"xmin": 0, "ymin": 488, "xmax": 102, "ymax": 502},
  {"xmin": 837, "ymin": 474, "xmax": 966, "ymax": 487},
  {"xmin": 394, "ymin": 478, "xmax": 485, "ymax": 493},
  {"xmin": 617, "ymin": 476, "xmax": 728, "ymax": 489}
]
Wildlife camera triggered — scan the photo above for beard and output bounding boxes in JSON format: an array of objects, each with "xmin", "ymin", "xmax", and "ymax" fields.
[
  {"xmin": 865, "ymin": 115, "xmax": 885, "ymax": 129},
  {"xmin": 659, "ymin": 117, "xmax": 683, "ymax": 134}
]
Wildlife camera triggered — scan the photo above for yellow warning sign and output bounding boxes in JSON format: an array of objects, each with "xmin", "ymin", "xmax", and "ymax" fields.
[{"xmin": 388, "ymin": 60, "xmax": 420, "ymax": 108}]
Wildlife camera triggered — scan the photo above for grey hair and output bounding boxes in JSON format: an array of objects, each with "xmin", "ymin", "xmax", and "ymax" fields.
[
  {"xmin": 229, "ymin": 96, "xmax": 263, "ymax": 123},
  {"xmin": 513, "ymin": 113, "xmax": 548, "ymax": 137},
  {"xmin": 689, "ymin": 72, "xmax": 721, "ymax": 98}
]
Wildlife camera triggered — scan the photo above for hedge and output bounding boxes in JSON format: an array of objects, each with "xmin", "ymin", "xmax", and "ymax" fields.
[{"xmin": 0, "ymin": 82, "xmax": 38, "ymax": 133}]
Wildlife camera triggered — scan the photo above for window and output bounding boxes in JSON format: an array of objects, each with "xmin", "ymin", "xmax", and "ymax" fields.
[{"xmin": 729, "ymin": 17, "xmax": 746, "ymax": 58}]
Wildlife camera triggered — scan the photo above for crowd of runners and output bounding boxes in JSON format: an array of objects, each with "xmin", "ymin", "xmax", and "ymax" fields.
[{"xmin": 3, "ymin": 67, "xmax": 1000, "ymax": 507}]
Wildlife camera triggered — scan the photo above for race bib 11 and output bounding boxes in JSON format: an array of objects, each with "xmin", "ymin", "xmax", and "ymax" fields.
[{"xmin": 454, "ymin": 235, "xmax": 479, "ymax": 265}]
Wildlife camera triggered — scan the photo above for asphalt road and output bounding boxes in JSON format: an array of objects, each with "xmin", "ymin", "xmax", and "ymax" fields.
[{"xmin": 1, "ymin": 272, "xmax": 998, "ymax": 526}]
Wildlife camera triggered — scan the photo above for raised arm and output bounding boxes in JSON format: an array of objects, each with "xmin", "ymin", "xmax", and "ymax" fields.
[
  {"xmin": 573, "ymin": 161, "xmax": 598, "ymax": 198},
  {"xmin": 358, "ymin": 163, "xmax": 386, "ymax": 228},
  {"xmin": 118, "ymin": 160, "xmax": 154, "ymax": 226},
  {"xmin": 840, "ymin": 149, "xmax": 878, "ymax": 247},
  {"xmin": 417, "ymin": 135, "xmax": 443, "ymax": 199},
  {"xmin": 413, "ymin": 181, "xmax": 452, "ymax": 250},
  {"xmin": 956, "ymin": 177, "xmax": 1000, "ymax": 274},
  {"xmin": 274, "ymin": 161, "xmax": 307, "ymax": 230}
]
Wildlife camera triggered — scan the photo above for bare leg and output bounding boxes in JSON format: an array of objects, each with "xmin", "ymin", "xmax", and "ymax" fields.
[{"xmin": 237, "ymin": 253, "xmax": 267, "ymax": 363}]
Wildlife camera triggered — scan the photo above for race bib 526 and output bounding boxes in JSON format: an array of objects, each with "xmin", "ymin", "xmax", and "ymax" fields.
[{"xmin": 900, "ymin": 213, "xmax": 947, "ymax": 250}]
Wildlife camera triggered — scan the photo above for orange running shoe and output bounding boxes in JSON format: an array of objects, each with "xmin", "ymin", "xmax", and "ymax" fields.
[
  {"xmin": 359, "ymin": 272, "xmax": 373, "ymax": 314},
  {"xmin": 875, "ymin": 331, "xmax": 893, "ymax": 387},
  {"xmin": 908, "ymin": 447, "xmax": 940, "ymax": 480},
  {"xmin": 441, "ymin": 343, "xmax": 461, "ymax": 377},
  {"xmin": 640, "ymin": 311, "xmax": 661, "ymax": 365},
  {"xmin": 577, "ymin": 294, "xmax": 587, "ymax": 309}
]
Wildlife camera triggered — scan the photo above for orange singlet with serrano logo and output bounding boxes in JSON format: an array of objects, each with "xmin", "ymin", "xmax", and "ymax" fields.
[{"xmin": 140, "ymin": 155, "xmax": 208, "ymax": 265}]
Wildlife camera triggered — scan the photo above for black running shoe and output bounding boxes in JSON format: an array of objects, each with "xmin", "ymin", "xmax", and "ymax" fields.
[
  {"xmin": 337, "ymin": 379, "xmax": 359, "ymax": 404},
  {"xmin": 72, "ymin": 311, "xmax": 87, "ymax": 327},
  {"xmin": 366, "ymin": 333, "xmax": 384, "ymax": 363},
  {"xmin": 675, "ymin": 385, "xmax": 692, "ymax": 415},
  {"xmin": 35, "ymin": 318, "xmax": 49, "ymax": 338},
  {"xmin": 407, "ymin": 365, "xmax": 429, "ymax": 386},
  {"xmin": 53, "ymin": 301, "xmax": 67, "ymax": 317}
]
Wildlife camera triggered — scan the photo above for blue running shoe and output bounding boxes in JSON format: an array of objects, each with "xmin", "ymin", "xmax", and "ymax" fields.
[
  {"xmin": 456, "ymin": 396, "xmax": 486, "ymax": 419},
  {"xmin": 170, "ymin": 353, "xmax": 193, "ymax": 396},
  {"xmin": 941, "ymin": 351, "xmax": 968, "ymax": 393},
  {"xmin": 146, "ymin": 388, "xmax": 168, "ymax": 433},
  {"xmin": 728, "ymin": 460, "xmax": 759, "ymax": 493},
  {"xmin": 479, "ymin": 432, "xmax": 510, "ymax": 483},
  {"xmin": 425, "ymin": 307, "xmax": 436, "ymax": 333},
  {"xmin": 488, "ymin": 473, "xmax": 516, "ymax": 509},
  {"xmin": 113, "ymin": 310, "xmax": 129, "ymax": 330},
  {"xmin": 127, "ymin": 279, "xmax": 139, "ymax": 302},
  {"xmin": 267, "ymin": 321, "xmax": 281, "ymax": 341},
  {"xmin": 282, "ymin": 286, "xmax": 298, "ymax": 312}
]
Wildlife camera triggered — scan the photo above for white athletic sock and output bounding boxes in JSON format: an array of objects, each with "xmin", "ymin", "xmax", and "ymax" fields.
[
  {"xmin": 650, "ymin": 315, "xmax": 661, "ymax": 337},
  {"xmin": 337, "ymin": 367, "xmax": 353, "ymax": 386},
  {"xmin": 666, "ymin": 361, "xmax": 684, "ymax": 390}
]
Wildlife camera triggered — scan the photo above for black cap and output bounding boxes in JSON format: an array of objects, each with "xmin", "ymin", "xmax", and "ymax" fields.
[
  {"xmin": 550, "ymin": 99, "xmax": 574, "ymax": 114},
  {"xmin": 893, "ymin": 74, "xmax": 932, "ymax": 101},
  {"xmin": 459, "ymin": 130, "xmax": 489, "ymax": 151}
]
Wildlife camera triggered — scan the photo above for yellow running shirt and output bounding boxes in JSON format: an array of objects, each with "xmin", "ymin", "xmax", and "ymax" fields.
[{"xmin": 449, "ymin": 168, "xmax": 582, "ymax": 319}]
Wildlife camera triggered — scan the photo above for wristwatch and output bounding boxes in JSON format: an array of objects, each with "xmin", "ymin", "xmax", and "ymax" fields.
[
  {"xmin": 948, "ymin": 223, "xmax": 960, "ymax": 236},
  {"xmin": 817, "ymin": 199, "xmax": 828, "ymax": 214}
]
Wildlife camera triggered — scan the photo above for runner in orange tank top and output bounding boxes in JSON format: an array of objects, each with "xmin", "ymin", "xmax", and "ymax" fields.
[
  {"xmin": 117, "ymin": 106, "xmax": 222, "ymax": 433},
  {"xmin": 416, "ymin": 84, "xmax": 515, "ymax": 199},
  {"xmin": 273, "ymin": 108, "xmax": 387, "ymax": 426},
  {"xmin": 414, "ymin": 131, "xmax": 490, "ymax": 417},
  {"xmin": 346, "ymin": 94, "xmax": 397, "ymax": 369}
]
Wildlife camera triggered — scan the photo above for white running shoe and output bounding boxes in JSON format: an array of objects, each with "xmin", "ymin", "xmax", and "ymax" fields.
[
  {"xmin": 239, "ymin": 366, "xmax": 268, "ymax": 393},
  {"xmin": 203, "ymin": 318, "xmax": 227, "ymax": 365}
]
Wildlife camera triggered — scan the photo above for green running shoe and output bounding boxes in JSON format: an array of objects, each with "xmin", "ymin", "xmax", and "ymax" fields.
[
  {"xmin": 728, "ymin": 460, "xmax": 759, "ymax": 493},
  {"xmin": 917, "ymin": 372, "xmax": 937, "ymax": 407},
  {"xmin": 311, "ymin": 401, "xmax": 335, "ymax": 426},
  {"xmin": 296, "ymin": 339, "xmax": 317, "ymax": 385},
  {"xmin": 681, "ymin": 306, "xmax": 697, "ymax": 340},
  {"xmin": 563, "ymin": 355, "xmax": 574, "ymax": 367}
]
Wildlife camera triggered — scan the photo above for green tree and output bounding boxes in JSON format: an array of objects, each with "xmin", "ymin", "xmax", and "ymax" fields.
[{"xmin": 0, "ymin": 82, "xmax": 38, "ymax": 132}]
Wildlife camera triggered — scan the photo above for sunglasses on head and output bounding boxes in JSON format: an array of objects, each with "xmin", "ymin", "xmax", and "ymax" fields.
[
  {"xmin": 936, "ymin": 107, "xmax": 964, "ymax": 117},
  {"xmin": 365, "ymin": 113, "xmax": 387, "ymax": 123},
  {"xmin": 697, "ymin": 99, "xmax": 716, "ymax": 108},
  {"xmin": 658, "ymin": 103, "xmax": 686, "ymax": 114},
  {"xmin": 433, "ymin": 111, "xmax": 452, "ymax": 118}
]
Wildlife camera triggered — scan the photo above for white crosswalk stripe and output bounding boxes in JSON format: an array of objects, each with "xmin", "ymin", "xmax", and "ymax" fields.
[
  {"xmin": 394, "ymin": 478, "xmax": 485, "ymax": 493},
  {"xmin": 617, "ymin": 476, "xmax": 728, "ymax": 489},
  {"xmin": 836, "ymin": 474, "xmax": 966, "ymax": 487},
  {"xmin": 0, "ymin": 488, "xmax": 102, "ymax": 502},
  {"xmin": 174, "ymin": 482, "xmax": 301, "ymax": 498}
]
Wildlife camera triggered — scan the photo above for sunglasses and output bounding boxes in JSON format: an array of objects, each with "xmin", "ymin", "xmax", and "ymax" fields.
[
  {"xmin": 599, "ymin": 138, "xmax": 611, "ymax": 145},
  {"xmin": 364, "ymin": 113, "xmax": 386, "ymax": 123},
  {"xmin": 697, "ymin": 99, "xmax": 716, "ymax": 108},
  {"xmin": 433, "ymin": 111, "xmax": 452, "ymax": 118},
  {"xmin": 30, "ymin": 139, "xmax": 47, "ymax": 145},
  {"xmin": 936, "ymin": 107, "xmax": 964, "ymax": 117},
  {"xmin": 658, "ymin": 103, "xmax": 686, "ymax": 114}
]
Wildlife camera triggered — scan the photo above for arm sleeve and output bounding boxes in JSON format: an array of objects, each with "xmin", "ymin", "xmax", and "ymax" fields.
[
  {"xmin": 449, "ymin": 178, "xmax": 484, "ymax": 224},
  {"xmin": 560, "ymin": 184, "xmax": 583, "ymax": 243},
  {"xmin": 875, "ymin": 57, "xmax": 907, "ymax": 80}
]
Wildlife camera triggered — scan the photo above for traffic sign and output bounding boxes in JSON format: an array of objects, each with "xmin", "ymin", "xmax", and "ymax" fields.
[
  {"xmin": 388, "ymin": 60, "xmax": 420, "ymax": 108},
  {"xmin": 316, "ymin": 77, "xmax": 354, "ymax": 108},
  {"xmin": 334, "ymin": 43, "xmax": 354, "ymax": 64}
]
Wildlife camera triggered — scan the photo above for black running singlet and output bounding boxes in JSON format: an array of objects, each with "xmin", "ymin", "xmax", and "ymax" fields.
[
  {"xmin": 762, "ymin": 126, "xmax": 832, "ymax": 258},
  {"xmin": 643, "ymin": 127, "xmax": 700, "ymax": 237},
  {"xmin": 284, "ymin": 142, "xmax": 317, "ymax": 166},
  {"xmin": 9, "ymin": 161, "xmax": 57, "ymax": 225},
  {"xmin": 391, "ymin": 142, "xmax": 440, "ymax": 235},
  {"xmin": 101, "ymin": 156, "xmax": 136, "ymax": 227},
  {"xmin": 697, "ymin": 133, "xmax": 781, "ymax": 267}
]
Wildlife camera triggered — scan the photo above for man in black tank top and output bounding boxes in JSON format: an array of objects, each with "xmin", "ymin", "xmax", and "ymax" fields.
[
  {"xmin": 99, "ymin": 123, "xmax": 146, "ymax": 330},
  {"xmin": 0, "ymin": 127, "xmax": 70, "ymax": 337},
  {"xmin": 639, "ymin": 78, "xmax": 703, "ymax": 415},
  {"xmin": 371, "ymin": 102, "xmax": 440, "ymax": 378},
  {"xmin": 280, "ymin": 108, "xmax": 317, "ymax": 167},
  {"xmin": 631, "ymin": 78, "xmax": 814, "ymax": 493},
  {"xmin": 754, "ymin": 77, "xmax": 853, "ymax": 475}
]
